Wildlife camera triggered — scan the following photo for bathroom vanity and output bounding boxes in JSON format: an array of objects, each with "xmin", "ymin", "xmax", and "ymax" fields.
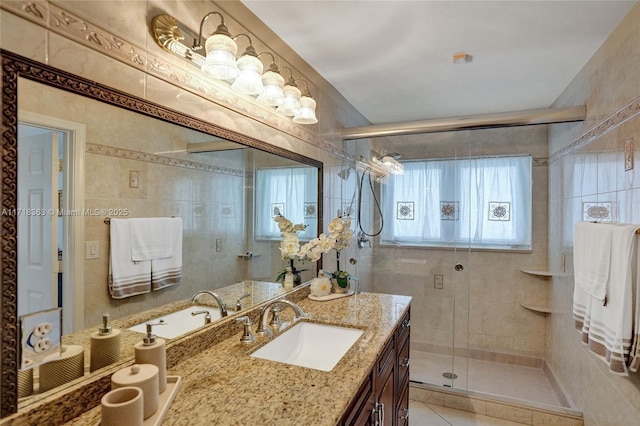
[{"xmin": 4, "ymin": 285, "xmax": 411, "ymax": 425}]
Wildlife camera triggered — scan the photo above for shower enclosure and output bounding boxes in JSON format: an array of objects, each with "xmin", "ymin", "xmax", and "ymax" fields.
[{"xmin": 344, "ymin": 125, "xmax": 564, "ymax": 409}]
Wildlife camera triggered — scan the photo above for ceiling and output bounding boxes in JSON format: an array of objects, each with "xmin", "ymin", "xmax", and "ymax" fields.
[{"xmin": 241, "ymin": 0, "xmax": 635, "ymax": 125}]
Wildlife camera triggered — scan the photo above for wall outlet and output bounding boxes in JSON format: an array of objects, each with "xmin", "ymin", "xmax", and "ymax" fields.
[
  {"xmin": 434, "ymin": 274, "xmax": 444, "ymax": 289},
  {"xmin": 215, "ymin": 239, "xmax": 222, "ymax": 252}
]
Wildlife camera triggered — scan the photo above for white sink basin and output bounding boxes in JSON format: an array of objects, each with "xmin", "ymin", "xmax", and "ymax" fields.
[
  {"xmin": 128, "ymin": 306, "xmax": 223, "ymax": 339},
  {"xmin": 250, "ymin": 322, "xmax": 364, "ymax": 372}
]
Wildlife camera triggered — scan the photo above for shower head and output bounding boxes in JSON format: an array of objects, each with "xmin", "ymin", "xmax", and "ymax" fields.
[{"xmin": 372, "ymin": 153, "xmax": 404, "ymax": 175}]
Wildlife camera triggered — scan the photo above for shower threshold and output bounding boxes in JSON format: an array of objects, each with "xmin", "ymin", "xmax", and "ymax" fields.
[{"xmin": 409, "ymin": 382, "xmax": 583, "ymax": 424}]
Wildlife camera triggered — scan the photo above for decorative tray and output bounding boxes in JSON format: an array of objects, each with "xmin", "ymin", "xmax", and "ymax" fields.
[
  {"xmin": 97, "ymin": 375, "xmax": 182, "ymax": 426},
  {"xmin": 308, "ymin": 291, "xmax": 354, "ymax": 301}
]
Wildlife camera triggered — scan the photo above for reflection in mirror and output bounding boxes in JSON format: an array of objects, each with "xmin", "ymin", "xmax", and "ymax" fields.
[{"xmin": 2, "ymin": 52, "xmax": 321, "ymax": 416}]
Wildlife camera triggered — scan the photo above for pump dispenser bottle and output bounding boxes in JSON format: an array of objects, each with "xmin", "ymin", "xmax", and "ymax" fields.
[
  {"xmin": 90, "ymin": 313, "xmax": 121, "ymax": 372},
  {"xmin": 134, "ymin": 322, "xmax": 167, "ymax": 393}
]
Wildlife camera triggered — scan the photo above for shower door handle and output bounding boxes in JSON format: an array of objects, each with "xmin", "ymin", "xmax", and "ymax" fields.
[{"xmin": 454, "ymin": 263, "xmax": 464, "ymax": 271}]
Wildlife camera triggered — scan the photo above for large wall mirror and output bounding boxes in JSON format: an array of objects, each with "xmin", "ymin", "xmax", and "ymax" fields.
[{"xmin": 1, "ymin": 51, "xmax": 322, "ymax": 417}]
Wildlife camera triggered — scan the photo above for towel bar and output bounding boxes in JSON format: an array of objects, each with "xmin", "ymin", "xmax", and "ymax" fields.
[{"xmin": 104, "ymin": 216, "xmax": 176, "ymax": 225}]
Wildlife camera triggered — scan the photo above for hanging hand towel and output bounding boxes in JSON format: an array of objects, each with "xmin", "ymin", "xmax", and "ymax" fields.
[
  {"xmin": 151, "ymin": 217, "xmax": 182, "ymax": 291},
  {"xmin": 574, "ymin": 221, "xmax": 614, "ymax": 301},
  {"xmin": 579, "ymin": 224, "xmax": 638, "ymax": 375},
  {"xmin": 129, "ymin": 218, "xmax": 174, "ymax": 261},
  {"xmin": 109, "ymin": 219, "xmax": 151, "ymax": 299}
]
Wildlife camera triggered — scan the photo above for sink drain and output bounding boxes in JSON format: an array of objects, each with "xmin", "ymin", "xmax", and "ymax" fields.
[{"xmin": 442, "ymin": 372, "xmax": 458, "ymax": 380}]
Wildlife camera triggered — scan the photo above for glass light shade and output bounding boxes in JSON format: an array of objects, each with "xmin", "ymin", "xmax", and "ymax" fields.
[
  {"xmin": 293, "ymin": 95, "xmax": 318, "ymax": 124},
  {"xmin": 257, "ymin": 70, "xmax": 285, "ymax": 106},
  {"xmin": 201, "ymin": 33, "xmax": 239, "ymax": 80},
  {"xmin": 231, "ymin": 54, "xmax": 264, "ymax": 95},
  {"xmin": 380, "ymin": 156, "xmax": 404, "ymax": 174},
  {"xmin": 276, "ymin": 84, "xmax": 301, "ymax": 116}
]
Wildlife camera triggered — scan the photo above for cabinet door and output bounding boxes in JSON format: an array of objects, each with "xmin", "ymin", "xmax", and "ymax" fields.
[
  {"xmin": 396, "ymin": 380, "xmax": 409, "ymax": 426},
  {"xmin": 377, "ymin": 364, "xmax": 395, "ymax": 426},
  {"xmin": 343, "ymin": 373, "xmax": 375, "ymax": 426}
]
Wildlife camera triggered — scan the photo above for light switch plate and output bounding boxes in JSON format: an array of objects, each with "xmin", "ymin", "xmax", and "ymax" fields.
[
  {"xmin": 129, "ymin": 170, "xmax": 139, "ymax": 188},
  {"xmin": 624, "ymin": 138, "xmax": 634, "ymax": 171},
  {"xmin": 86, "ymin": 241, "xmax": 99, "ymax": 259},
  {"xmin": 434, "ymin": 274, "xmax": 444, "ymax": 289}
]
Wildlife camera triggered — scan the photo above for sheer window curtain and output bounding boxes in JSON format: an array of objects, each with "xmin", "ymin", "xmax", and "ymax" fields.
[
  {"xmin": 381, "ymin": 155, "xmax": 532, "ymax": 249},
  {"xmin": 255, "ymin": 167, "xmax": 318, "ymax": 240}
]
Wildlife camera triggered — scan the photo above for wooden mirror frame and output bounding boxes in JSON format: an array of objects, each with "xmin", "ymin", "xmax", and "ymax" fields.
[{"xmin": 0, "ymin": 49, "xmax": 323, "ymax": 417}]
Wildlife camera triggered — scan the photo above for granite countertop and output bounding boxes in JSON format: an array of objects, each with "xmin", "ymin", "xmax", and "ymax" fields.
[
  {"xmin": 67, "ymin": 291, "xmax": 411, "ymax": 425},
  {"xmin": 16, "ymin": 280, "xmax": 285, "ymax": 411}
]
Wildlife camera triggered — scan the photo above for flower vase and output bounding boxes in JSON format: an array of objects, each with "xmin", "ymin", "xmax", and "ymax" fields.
[
  {"xmin": 331, "ymin": 274, "xmax": 350, "ymax": 294},
  {"xmin": 288, "ymin": 259, "xmax": 302, "ymax": 286},
  {"xmin": 283, "ymin": 267, "xmax": 294, "ymax": 290}
]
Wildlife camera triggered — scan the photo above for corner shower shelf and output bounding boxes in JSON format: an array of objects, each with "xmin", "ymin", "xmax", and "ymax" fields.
[
  {"xmin": 520, "ymin": 270, "xmax": 553, "ymax": 278},
  {"xmin": 520, "ymin": 303, "xmax": 552, "ymax": 314}
]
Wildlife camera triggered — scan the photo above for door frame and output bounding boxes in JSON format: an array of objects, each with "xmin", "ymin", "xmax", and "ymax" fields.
[{"xmin": 18, "ymin": 111, "xmax": 86, "ymax": 333}]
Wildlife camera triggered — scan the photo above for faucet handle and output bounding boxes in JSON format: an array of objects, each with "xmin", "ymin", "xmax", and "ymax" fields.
[
  {"xmin": 235, "ymin": 293, "xmax": 251, "ymax": 311},
  {"xmin": 191, "ymin": 310, "xmax": 211, "ymax": 325},
  {"xmin": 236, "ymin": 316, "xmax": 255, "ymax": 344},
  {"xmin": 269, "ymin": 305, "xmax": 283, "ymax": 327}
]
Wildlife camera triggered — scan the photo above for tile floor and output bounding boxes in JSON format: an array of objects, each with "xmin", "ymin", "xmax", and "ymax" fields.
[
  {"xmin": 410, "ymin": 350, "xmax": 563, "ymax": 407},
  {"xmin": 409, "ymin": 399, "xmax": 527, "ymax": 426}
]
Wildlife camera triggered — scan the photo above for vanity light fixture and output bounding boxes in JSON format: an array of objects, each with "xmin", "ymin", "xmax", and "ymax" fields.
[
  {"xmin": 277, "ymin": 67, "xmax": 302, "ymax": 116},
  {"xmin": 150, "ymin": 13, "xmax": 318, "ymax": 125},
  {"xmin": 293, "ymin": 80, "xmax": 318, "ymax": 125},
  {"xmin": 231, "ymin": 34, "xmax": 265, "ymax": 95},
  {"xmin": 195, "ymin": 12, "xmax": 239, "ymax": 80},
  {"xmin": 256, "ymin": 52, "xmax": 285, "ymax": 106}
]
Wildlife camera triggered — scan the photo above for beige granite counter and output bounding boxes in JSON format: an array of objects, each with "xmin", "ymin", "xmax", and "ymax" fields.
[
  {"xmin": 5, "ymin": 280, "xmax": 287, "ymax": 424},
  {"xmin": 64, "ymin": 291, "xmax": 411, "ymax": 425}
]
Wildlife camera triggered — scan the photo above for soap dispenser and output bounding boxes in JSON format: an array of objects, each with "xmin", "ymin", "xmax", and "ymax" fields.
[
  {"xmin": 134, "ymin": 322, "xmax": 167, "ymax": 393},
  {"xmin": 90, "ymin": 313, "xmax": 121, "ymax": 372}
]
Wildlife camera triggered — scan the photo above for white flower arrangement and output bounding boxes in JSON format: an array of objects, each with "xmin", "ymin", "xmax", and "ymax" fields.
[
  {"xmin": 274, "ymin": 214, "xmax": 354, "ymax": 288},
  {"xmin": 274, "ymin": 215, "xmax": 307, "ymax": 259},
  {"xmin": 274, "ymin": 214, "xmax": 354, "ymax": 262}
]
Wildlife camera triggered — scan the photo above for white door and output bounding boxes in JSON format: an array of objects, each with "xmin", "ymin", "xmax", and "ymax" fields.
[{"xmin": 17, "ymin": 131, "xmax": 58, "ymax": 317}]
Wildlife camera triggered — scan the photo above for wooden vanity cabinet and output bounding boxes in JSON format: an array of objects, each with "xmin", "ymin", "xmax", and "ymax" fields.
[{"xmin": 340, "ymin": 307, "xmax": 411, "ymax": 426}]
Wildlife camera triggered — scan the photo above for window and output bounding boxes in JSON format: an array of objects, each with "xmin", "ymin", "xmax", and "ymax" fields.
[
  {"xmin": 380, "ymin": 155, "xmax": 532, "ymax": 250},
  {"xmin": 254, "ymin": 167, "xmax": 318, "ymax": 240}
]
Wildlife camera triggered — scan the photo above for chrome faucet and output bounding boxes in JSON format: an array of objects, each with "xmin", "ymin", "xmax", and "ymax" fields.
[
  {"xmin": 256, "ymin": 299, "xmax": 308, "ymax": 336},
  {"xmin": 190, "ymin": 290, "xmax": 228, "ymax": 317}
]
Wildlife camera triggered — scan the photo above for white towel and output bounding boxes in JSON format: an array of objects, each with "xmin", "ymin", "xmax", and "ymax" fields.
[
  {"xmin": 574, "ymin": 221, "xmax": 613, "ymax": 301},
  {"xmin": 574, "ymin": 223, "xmax": 638, "ymax": 375},
  {"xmin": 109, "ymin": 218, "xmax": 151, "ymax": 299},
  {"xmin": 129, "ymin": 218, "xmax": 174, "ymax": 261},
  {"xmin": 629, "ymin": 238, "xmax": 640, "ymax": 372},
  {"xmin": 151, "ymin": 217, "xmax": 183, "ymax": 291}
]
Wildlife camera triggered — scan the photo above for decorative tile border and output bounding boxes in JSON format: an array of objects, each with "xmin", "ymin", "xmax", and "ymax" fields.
[
  {"xmin": 1, "ymin": 0, "xmax": 350, "ymax": 160},
  {"xmin": 86, "ymin": 143, "xmax": 244, "ymax": 177},
  {"xmin": 550, "ymin": 95, "xmax": 640, "ymax": 163}
]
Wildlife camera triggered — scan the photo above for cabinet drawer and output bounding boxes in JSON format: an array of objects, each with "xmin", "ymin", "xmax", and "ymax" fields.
[
  {"xmin": 396, "ymin": 309, "xmax": 411, "ymax": 347},
  {"xmin": 397, "ymin": 331, "xmax": 410, "ymax": 391},
  {"xmin": 376, "ymin": 335, "xmax": 395, "ymax": 379}
]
